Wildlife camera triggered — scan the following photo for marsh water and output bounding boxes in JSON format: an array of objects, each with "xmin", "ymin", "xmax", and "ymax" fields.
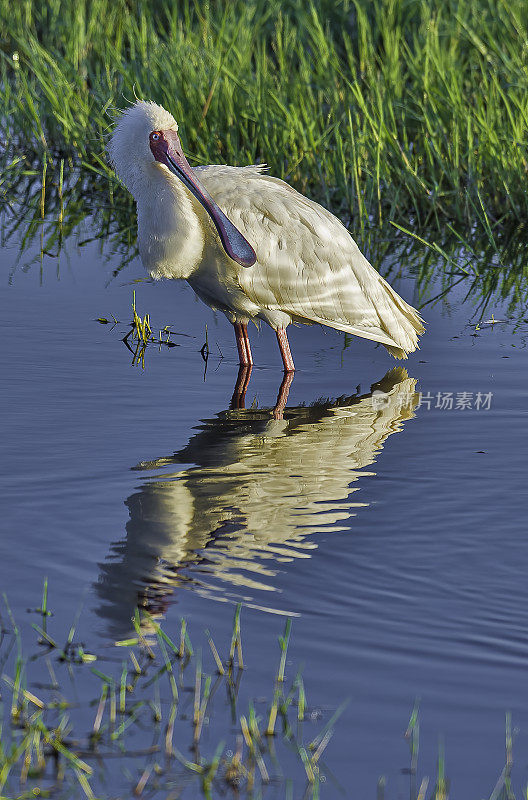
[{"xmin": 2, "ymin": 212, "xmax": 528, "ymax": 797}]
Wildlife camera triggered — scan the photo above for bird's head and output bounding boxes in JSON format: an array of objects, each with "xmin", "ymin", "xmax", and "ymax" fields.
[
  {"xmin": 107, "ymin": 100, "xmax": 178, "ymax": 193},
  {"xmin": 108, "ymin": 100, "xmax": 256, "ymax": 268}
]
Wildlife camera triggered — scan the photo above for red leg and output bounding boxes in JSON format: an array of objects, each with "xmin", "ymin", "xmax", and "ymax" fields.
[
  {"xmin": 276, "ymin": 327, "xmax": 295, "ymax": 372},
  {"xmin": 233, "ymin": 322, "xmax": 253, "ymax": 366}
]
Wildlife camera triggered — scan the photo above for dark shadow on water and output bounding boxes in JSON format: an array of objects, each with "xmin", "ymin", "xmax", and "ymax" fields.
[{"xmin": 95, "ymin": 367, "xmax": 418, "ymax": 638}]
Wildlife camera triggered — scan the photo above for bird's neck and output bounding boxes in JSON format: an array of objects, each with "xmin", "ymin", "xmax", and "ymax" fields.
[{"xmin": 137, "ymin": 165, "xmax": 206, "ymax": 281}]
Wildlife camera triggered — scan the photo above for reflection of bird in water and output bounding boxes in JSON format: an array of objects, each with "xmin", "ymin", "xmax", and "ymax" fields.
[{"xmin": 96, "ymin": 369, "xmax": 418, "ymax": 636}]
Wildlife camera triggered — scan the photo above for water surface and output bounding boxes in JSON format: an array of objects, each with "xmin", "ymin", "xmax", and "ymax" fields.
[{"xmin": 1, "ymin": 220, "xmax": 527, "ymax": 796}]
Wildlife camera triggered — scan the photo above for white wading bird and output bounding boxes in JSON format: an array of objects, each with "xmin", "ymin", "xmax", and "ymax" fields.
[{"xmin": 108, "ymin": 101, "xmax": 424, "ymax": 374}]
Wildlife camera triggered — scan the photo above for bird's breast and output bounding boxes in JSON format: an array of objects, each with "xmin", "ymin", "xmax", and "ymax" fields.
[{"xmin": 137, "ymin": 183, "xmax": 206, "ymax": 281}]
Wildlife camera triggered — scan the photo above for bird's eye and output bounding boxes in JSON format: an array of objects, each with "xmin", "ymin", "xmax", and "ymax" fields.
[{"xmin": 150, "ymin": 131, "xmax": 162, "ymax": 141}]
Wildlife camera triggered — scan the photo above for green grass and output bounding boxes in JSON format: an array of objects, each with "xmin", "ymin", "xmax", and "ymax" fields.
[
  {"xmin": 1, "ymin": 594, "xmax": 338, "ymax": 798},
  {"xmin": 1, "ymin": 0, "xmax": 528, "ymax": 313},
  {"xmin": 1, "ymin": 0, "xmax": 528, "ymax": 233},
  {"xmin": 1, "ymin": 0, "xmax": 528, "ymax": 315},
  {"xmin": 0, "ymin": 589, "xmax": 523, "ymax": 799},
  {"xmin": 96, "ymin": 291, "xmax": 211, "ymax": 369}
]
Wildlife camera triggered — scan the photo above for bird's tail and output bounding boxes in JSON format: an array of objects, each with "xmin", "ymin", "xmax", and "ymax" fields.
[{"xmin": 373, "ymin": 278, "xmax": 425, "ymax": 359}]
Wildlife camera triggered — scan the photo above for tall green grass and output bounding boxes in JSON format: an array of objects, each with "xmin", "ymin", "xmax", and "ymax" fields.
[
  {"xmin": 1, "ymin": 0, "xmax": 528, "ymax": 233},
  {"xmin": 1, "ymin": 0, "xmax": 528, "ymax": 316}
]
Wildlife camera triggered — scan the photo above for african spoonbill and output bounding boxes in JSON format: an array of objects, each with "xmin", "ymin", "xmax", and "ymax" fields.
[{"xmin": 108, "ymin": 101, "xmax": 424, "ymax": 374}]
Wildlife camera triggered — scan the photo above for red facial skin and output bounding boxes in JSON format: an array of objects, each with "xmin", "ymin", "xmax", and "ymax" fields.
[{"xmin": 149, "ymin": 129, "xmax": 183, "ymax": 162}]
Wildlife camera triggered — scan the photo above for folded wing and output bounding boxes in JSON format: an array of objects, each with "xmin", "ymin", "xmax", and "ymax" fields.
[{"xmin": 197, "ymin": 166, "xmax": 424, "ymax": 357}]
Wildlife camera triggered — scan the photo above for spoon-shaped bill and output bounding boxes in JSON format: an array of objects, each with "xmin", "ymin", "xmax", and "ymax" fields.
[{"xmin": 150, "ymin": 130, "xmax": 256, "ymax": 268}]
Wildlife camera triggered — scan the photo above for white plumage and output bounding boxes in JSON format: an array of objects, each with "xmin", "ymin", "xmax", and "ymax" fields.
[{"xmin": 108, "ymin": 101, "xmax": 424, "ymax": 368}]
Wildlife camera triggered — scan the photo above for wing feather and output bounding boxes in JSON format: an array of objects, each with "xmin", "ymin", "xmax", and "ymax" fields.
[{"xmin": 197, "ymin": 166, "xmax": 424, "ymax": 356}]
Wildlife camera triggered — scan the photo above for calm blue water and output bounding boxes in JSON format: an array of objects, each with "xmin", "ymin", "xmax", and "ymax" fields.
[{"xmin": 1, "ymin": 224, "xmax": 527, "ymax": 797}]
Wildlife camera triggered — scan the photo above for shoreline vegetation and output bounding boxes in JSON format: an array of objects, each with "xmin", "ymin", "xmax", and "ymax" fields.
[
  {"xmin": 1, "ymin": 0, "xmax": 528, "ymax": 231},
  {"xmin": 0, "ymin": 0, "xmax": 527, "ymax": 310},
  {"xmin": 0, "ymin": 2, "xmax": 527, "ymax": 240},
  {"xmin": 0, "ymin": 587, "xmax": 341, "ymax": 799},
  {"xmin": 0, "ymin": 587, "xmax": 517, "ymax": 799}
]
